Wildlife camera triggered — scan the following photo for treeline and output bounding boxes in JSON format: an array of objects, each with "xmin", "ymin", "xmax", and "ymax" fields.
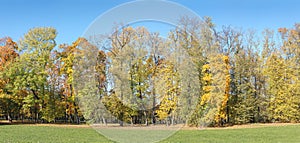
[{"xmin": 1, "ymin": 17, "xmax": 300, "ymax": 127}]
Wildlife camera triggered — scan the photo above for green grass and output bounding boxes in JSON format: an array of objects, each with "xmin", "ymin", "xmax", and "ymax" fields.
[
  {"xmin": 0, "ymin": 125, "xmax": 113, "ymax": 143},
  {"xmin": 0, "ymin": 124, "xmax": 300, "ymax": 143},
  {"xmin": 162, "ymin": 125, "xmax": 300, "ymax": 143}
]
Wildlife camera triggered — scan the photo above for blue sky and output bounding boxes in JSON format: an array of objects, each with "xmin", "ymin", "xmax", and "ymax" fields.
[{"xmin": 1, "ymin": 0, "xmax": 299, "ymax": 45}]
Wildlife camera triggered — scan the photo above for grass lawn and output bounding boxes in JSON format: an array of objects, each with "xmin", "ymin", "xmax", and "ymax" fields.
[
  {"xmin": 0, "ymin": 124, "xmax": 300, "ymax": 143},
  {"xmin": 162, "ymin": 124, "xmax": 300, "ymax": 143},
  {"xmin": 0, "ymin": 124, "xmax": 113, "ymax": 143}
]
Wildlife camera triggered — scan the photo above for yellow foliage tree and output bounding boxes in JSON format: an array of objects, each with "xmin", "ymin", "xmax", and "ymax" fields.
[
  {"xmin": 214, "ymin": 55, "xmax": 231, "ymax": 126},
  {"xmin": 156, "ymin": 61, "xmax": 180, "ymax": 125}
]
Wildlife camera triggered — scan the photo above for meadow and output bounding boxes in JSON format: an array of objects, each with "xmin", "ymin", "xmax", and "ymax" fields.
[{"xmin": 0, "ymin": 123, "xmax": 300, "ymax": 143}]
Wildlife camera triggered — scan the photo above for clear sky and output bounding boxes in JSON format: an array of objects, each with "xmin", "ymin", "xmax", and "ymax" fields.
[{"xmin": 1, "ymin": 0, "xmax": 299, "ymax": 45}]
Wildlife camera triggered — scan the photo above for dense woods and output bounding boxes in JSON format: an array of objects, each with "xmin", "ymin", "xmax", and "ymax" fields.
[{"xmin": 1, "ymin": 17, "xmax": 300, "ymax": 127}]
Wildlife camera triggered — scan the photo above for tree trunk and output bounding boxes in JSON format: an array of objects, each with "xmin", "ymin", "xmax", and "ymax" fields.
[
  {"xmin": 152, "ymin": 86, "xmax": 156, "ymax": 125},
  {"xmin": 74, "ymin": 107, "xmax": 80, "ymax": 124},
  {"xmin": 7, "ymin": 113, "xmax": 12, "ymax": 123},
  {"xmin": 119, "ymin": 112, "xmax": 124, "ymax": 126},
  {"xmin": 166, "ymin": 118, "xmax": 169, "ymax": 126},
  {"xmin": 143, "ymin": 110, "xmax": 148, "ymax": 126},
  {"xmin": 130, "ymin": 117, "xmax": 134, "ymax": 126},
  {"xmin": 171, "ymin": 114, "xmax": 175, "ymax": 126},
  {"xmin": 102, "ymin": 117, "xmax": 107, "ymax": 126}
]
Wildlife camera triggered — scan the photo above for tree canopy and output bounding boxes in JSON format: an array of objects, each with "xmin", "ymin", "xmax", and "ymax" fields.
[{"xmin": 1, "ymin": 18, "xmax": 300, "ymax": 127}]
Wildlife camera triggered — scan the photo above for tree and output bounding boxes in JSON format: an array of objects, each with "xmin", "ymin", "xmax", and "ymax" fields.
[
  {"xmin": 0, "ymin": 37, "xmax": 20, "ymax": 122},
  {"xmin": 171, "ymin": 17, "xmax": 214, "ymax": 125},
  {"xmin": 107, "ymin": 26, "xmax": 136, "ymax": 126},
  {"xmin": 263, "ymin": 26, "xmax": 300, "ymax": 122},
  {"xmin": 230, "ymin": 40, "xmax": 259, "ymax": 124},
  {"xmin": 11, "ymin": 27, "xmax": 57, "ymax": 122},
  {"xmin": 2, "ymin": 18, "xmax": 300, "ymax": 126},
  {"xmin": 107, "ymin": 26, "xmax": 159, "ymax": 126},
  {"xmin": 75, "ymin": 38, "xmax": 109, "ymax": 124},
  {"xmin": 188, "ymin": 63, "xmax": 212, "ymax": 127},
  {"xmin": 279, "ymin": 25, "xmax": 300, "ymax": 121},
  {"xmin": 147, "ymin": 32, "xmax": 165, "ymax": 125},
  {"xmin": 155, "ymin": 61, "xmax": 180, "ymax": 126},
  {"xmin": 43, "ymin": 51, "xmax": 65, "ymax": 122},
  {"xmin": 213, "ymin": 55, "xmax": 231, "ymax": 126},
  {"xmin": 59, "ymin": 37, "xmax": 91, "ymax": 124}
]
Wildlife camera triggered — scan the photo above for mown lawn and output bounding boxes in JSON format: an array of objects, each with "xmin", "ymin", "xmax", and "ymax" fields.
[
  {"xmin": 162, "ymin": 124, "xmax": 300, "ymax": 143},
  {"xmin": 0, "ymin": 124, "xmax": 113, "ymax": 143},
  {"xmin": 0, "ymin": 124, "xmax": 300, "ymax": 143}
]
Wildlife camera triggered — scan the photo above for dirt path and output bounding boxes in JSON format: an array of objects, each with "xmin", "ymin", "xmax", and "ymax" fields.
[
  {"xmin": 1, "ymin": 120, "xmax": 299, "ymax": 130},
  {"xmin": 183, "ymin": 123, "xmax": 300, "ymax": 130}
]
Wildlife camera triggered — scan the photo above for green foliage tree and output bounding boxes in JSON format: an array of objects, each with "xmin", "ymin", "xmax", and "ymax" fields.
[{"xmin": 10, "ymin": 27, "xmax": 57, "ymax": 122}]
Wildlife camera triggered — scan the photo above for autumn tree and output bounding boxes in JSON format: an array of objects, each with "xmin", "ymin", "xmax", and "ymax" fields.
[
  {"xmin": 75, "ymin": 38, "xmax": 110, "ymax": 124},
  {"xmin": 9, "ymin": 27, "xmax": 57, "ymax": 122},
  {"xmin": 155, "ymin": 60, "xmax": 180, "ymax": 126},
  {"xmin": 107, "ymin": 26, "xmax": 136, "ymax": 126},
  {"xmin": 263, "ymin": 25, "xmax": 300, "ymax": 122},
  {"xmin": 170, "ymin": 17, "xmax": 211, "ymax": 125},
  {"xmin": 1, "ymin": 18, "xmax": 300, "ymax": 126},
  {"xmin": 229, "ymin": 31, "xmax": 261, "ymax": 124},
  {"xmin": 59, "ymin": 38, "xmax": 90, "ymax": 124},
  {"xmin": 43, "ymin": 51, "xmax": 65, "ymax": 122},
  {"xmin": 0, "ymin": 37, "xmax": 20, "ymax": 122}
]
